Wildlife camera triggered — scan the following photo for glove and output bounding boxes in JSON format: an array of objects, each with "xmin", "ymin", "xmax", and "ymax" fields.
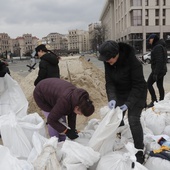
[
  {"xmin": 120, "ymin": 104, "xmax": 128, "ymax": 112},
  {"xmin": 153, "ymin": 74, "xmax": 157, "ymax": 81},
  {"xmin": 65, "ymin": 129, "xmax": 79, "ymax": 140},
  {"xmin": 108, "ymin": 100, "xmax": 116, "ymax": 109}
]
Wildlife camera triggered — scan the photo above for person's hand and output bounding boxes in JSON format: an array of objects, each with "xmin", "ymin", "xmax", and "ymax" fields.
[
  {"xmin": 153, "ymin": 74, "xmax": 157, "ymax": 81},
  {"xmin": 120, "ymin": 104, "xmax": 128, "ymax": 112},
  {"xmin": 108, "ymin": 100, "xmax": 116, "ymax": 109},
  {"xmin": 65, "ymin": 129, "xmax": 79, "ymax": 140}
]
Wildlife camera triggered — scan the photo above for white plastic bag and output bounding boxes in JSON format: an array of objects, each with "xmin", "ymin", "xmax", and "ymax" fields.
[
  {"xmin": 61, "ymin": 140, "xmax": 100, "ymax": 169},
  {"xmin": 0, "ymin": 74, "xmax": 28, "ymax": 117},
  {"xmin": 88, "ymin": 106, "xmax": 122, "ymax": 156},
  {"xmin": 96, "ymin": 142, "xmax": 148, "ymax": 170},
  {"xmin": 0, "ymin": 112, "xmax": 32, "ymax": 158},
  {"xmin": 0, "ymin": 145, "xmax": 33, "ymax": 170},
  {"xmin": 145, "ymin": 157, "xmax": 170, "ymax": 170},
  {"xmin": 18, "ymin": 112, "xmax": 47, "ymax": 142}
]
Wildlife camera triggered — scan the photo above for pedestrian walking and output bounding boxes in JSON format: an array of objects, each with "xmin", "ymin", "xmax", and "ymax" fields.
[{"xmin": 146, "ymin": 34, "xmax": 167, "ymax": 108}]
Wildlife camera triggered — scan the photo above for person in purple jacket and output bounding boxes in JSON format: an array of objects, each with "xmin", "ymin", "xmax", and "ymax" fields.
[{"xmin": 33, "ymin": 78, "xmax": 95, "ymax": 141}]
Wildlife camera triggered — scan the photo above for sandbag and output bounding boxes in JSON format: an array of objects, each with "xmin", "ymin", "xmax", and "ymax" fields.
[
  {"xmin": 0, "ymin": 74, "xmax": 28, "ymax": 117},
  {"xmin": 0, "ymin": 145, "xmax": 33, "ymax": 170},
  {"xmin": 88, "ymin": 106, "xmax": 122, "ymax": 156}
]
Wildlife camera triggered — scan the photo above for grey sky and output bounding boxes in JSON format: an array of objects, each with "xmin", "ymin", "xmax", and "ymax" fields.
[{"xmin": 0, "ymin": 0, "xmax": 105, "ymax": 39}]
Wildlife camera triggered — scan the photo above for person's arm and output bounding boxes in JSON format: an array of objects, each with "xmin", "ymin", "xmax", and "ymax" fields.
[
  {"xmin": 34, "ymin": 61, "xmax": 47, "ymax": 86},
  {"xmin": 125, "ymin": 55, "xmax": 147, "ymax": 109},
  {"xmin": 47, "ymin": 98, "xmax": 71, "ymax": 133},
  {"xmin": 104, "ymin": 62, "xmax": 117, "ymax": 101}
]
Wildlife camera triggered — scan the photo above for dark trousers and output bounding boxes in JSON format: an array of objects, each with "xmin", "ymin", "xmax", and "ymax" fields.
[
  {"xmin": 147, "ymin": 73, "xmax": 165, "ymax": 102},
  {"xmin": 120, "ymin": 107, "xmax": 144, "ymax": 150}
]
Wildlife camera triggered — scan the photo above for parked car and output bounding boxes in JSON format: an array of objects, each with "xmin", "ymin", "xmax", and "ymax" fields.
[{"xmin": 142, "ymin": 52, "xmax": 170, "ymax": 64}]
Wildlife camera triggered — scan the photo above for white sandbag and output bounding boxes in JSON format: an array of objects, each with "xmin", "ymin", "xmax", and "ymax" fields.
[
  {"xmin": 61, "ymin": 140, "xmax": 100, "ymax": 169},
  {"xmin": 0, "ymin": 145, "xmax": 33, "ymax": 170},
  {"xmin": 84, "ymin": 119, "xmax": 100, "ymax": 131},
  {"xmin": 154, "ymin": 100, "xmax": 170, "ymax": 113},
  {"xmin": 0, "ymin": 113, "xmax": 32, "ymax": 158},
  {"xmin": 145, "ymin": 157, "xmax": 170, "ymax": 170},
  {"xmin": 96, "ymin": 142, "xmax": 148, "ymax": 170},
  {"xmin": 0, "ymin": 74, "xmax": 28, "ymax": 117},
  {"xmin": 28, "ymin": 132, "xmax": 62, "ymax": 170},
  {"xmin": 62, "ymin": 163, "xmax": 87, "ymax": 170},
  {"xmin": 163, "ymin": 125, "xmax": 170, "ymax": 136},
  {"xmin": 164, "ymin": 92, "xmax": 170, "ymax": 101},
  {"xmin": 74, "ymin": 130, "xmax": 94, "ymax": 146},
  {"xmin": 142, "ymin": 108, "xmax": 166, "ymax": 135},
  {"xmin": 88, "ymin": 106, "xmax": 122, "ymax": 156},
  {"xmin": 18, "ymin": 112, "xmax": 47, "ymax": 142}
]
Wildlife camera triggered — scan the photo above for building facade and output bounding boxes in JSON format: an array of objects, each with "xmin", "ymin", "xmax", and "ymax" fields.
[
  {"xmin": 68, "ymin": 29, "xmax": 89, "ymax": 53},
  {"xmin": 100, "ymin": 0, "xmax": 170, "ymax": 53}
]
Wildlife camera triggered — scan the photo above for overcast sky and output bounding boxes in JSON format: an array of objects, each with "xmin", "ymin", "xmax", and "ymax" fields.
[{"xmin": 0, "ymin": 0, "xmax": 105, "ymax": 39}]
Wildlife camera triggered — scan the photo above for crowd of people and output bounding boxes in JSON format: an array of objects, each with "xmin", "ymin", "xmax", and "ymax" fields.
[{"xmin": 0, "ymin": 33, "xmax": 168, "ymax": 165}]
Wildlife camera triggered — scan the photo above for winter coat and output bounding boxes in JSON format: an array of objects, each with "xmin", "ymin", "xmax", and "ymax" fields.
[
  {"xmin": 0, "ymin": 60, "xmax": 10, "ymax": 77},
  {"xmin": 104, "ymin": 42, "xmax": 147, "ymax": 110},
  {"xmin": 150, "ymin": 39, "xmax": 167, "ymax": 77},
  {"xmin": 33, "ymin": 78, "xmax": 89, "ymax": 133},
  {"xmin": 34, "ymin": 53, "xmax": 60, "ymax": 86}
]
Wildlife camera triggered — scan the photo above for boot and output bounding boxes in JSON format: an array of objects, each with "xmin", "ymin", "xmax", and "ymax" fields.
[
  {"xmin": 136, "ymin": 151, "xmax": 144, "ymax": 164},
  {"xmin": 146, "ymin": 101, "xmax": 154, "ymax": 108}
]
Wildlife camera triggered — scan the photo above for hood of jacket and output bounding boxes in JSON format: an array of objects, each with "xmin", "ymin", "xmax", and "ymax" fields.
[
  {"xmin": 152, "ymin": 39, "xmax": 166, "ymax": 48},
  {"xmin": 41, "ymin": 53, "xmax": 59, "ymax": 65},
  {"xmin": 113, "ymin": 42, "xmax": 135, "ymax": 67},
  {"xmin": 71, "ymin": 88, "xmax": 89, "ymax": 108}
]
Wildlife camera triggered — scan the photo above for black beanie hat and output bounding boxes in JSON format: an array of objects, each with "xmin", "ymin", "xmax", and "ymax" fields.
[
  {"xmin": 35, "ymin": 44, "xmax": 47, "ymax": 56},
  {"xmin": 98, "ymin": 40, "xmax": 119, "ymax": 61}
]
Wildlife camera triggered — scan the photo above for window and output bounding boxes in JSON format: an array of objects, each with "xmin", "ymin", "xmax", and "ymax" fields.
[
  {"xmin": 163, "ymin": 19, "xmax": 165, "ymax": 25},
  {"xmin": 145, "ymin": 0, "xmax": 148, "ymax": 6},
  {"xmin": 155, "ymin": 0, "xmax": 159, "ymax": 6},
  {"xmin": 130, "ymin": 0, "xmax": 142, "ymax": 6},
  {"xmin": 155, "ymin": 9, "xmax": 159, "ymax": 16},
  {"xmin": 145, "ymin": 19, "xmax": 148, "ymax": 26},
  {"xmin": 163, "ymin": 0, "xmax": 166, "ymax": 6},
  {"xmin": 131, "ymin": 10, "xmax": 142, "ymax": 26},
  {"xmin": 163, "ymin": 9, "xmax": 166, "ymax": 16},
  {"xmin": 145, "ymin": 9, "xmax": 148, "ymax": 16},
  {"xmin": 155, "ymin": 19, "xmax": 159, "ymax": 25}
]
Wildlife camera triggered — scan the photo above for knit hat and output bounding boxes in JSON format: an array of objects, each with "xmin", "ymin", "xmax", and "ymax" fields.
[{"xmin": 98, "ymin": 40, "xmax": 119, "ymax": 61}]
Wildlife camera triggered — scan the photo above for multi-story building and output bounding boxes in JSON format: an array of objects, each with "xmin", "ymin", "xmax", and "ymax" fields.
[
  {"xmin": 42, "ymin": 33, "xmax": 68, "ymax": 54},
  {"xmin": 0, "ymin": 33, "xmax": 38, "ymax": 57},
  {"xmin": 88, "ymin": 22, "xmax": 103, "ymax": 52},
  {"xmin": 0, "ymin": 33, "xmax": 10, "ymax": 56},
  {"xmin": 68, "ymin": 29, "xmax": 89, "ymax": 53},
  {"xmin": 100, "ymin": 0, "xmax": 170, "ymax": 53}
]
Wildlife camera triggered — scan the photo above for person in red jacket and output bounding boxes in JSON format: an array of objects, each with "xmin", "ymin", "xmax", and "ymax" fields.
[{"xmin": 33, "ymin": 78, "xmax": 95, "ymax": 141}]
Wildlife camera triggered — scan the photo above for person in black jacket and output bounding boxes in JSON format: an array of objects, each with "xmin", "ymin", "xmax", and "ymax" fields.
[
  {"xmin": 34, "ymin": 44, "xmax": 62, "ymax": 140},
  {"xmin": 98, "ymin": 40, "xmax": 147, "ymax": 164},
  {"xmin": 34, "ymin": 44, "xmax": 60, "ymax": 86},
  {"xmin": 146, "ymin": 34, "xmax": 167, "ymax": 108},
  {"xmin": 0, "ymin": 60, "xmax": 10, "ymax": 77}
]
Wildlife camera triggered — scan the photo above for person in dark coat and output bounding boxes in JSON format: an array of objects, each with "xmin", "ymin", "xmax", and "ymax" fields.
[
  {"xmin": 34, "ymin": 44, "xmax": 60, "ymax": 86},
  {"xmin": 33, "ymin": 78, "xmax": 95, "ymax": 141},
  {"xmin": 98, "ymin": 40, "xmax": 147, "ymax": 164},
  {"xmin": 34, "ymin": 44, "xmax": 62, "ymax": 140},
  {"xmin": 146, "ymin": 34, "xmax": 167, "ymax": 108},
  {"xmin": 0, "ymin": 60, "xmax": 10, "ymax": 77}
]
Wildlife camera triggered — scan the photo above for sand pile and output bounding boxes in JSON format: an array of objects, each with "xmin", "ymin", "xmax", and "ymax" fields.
[{"xmin": 10, "ymin": 56, "xmax": 107, "ymax": 130}]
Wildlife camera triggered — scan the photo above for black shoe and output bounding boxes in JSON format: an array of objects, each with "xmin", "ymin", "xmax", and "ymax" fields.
[
  {"xmin": 136, "ymin": 151, "xmax": 144, "ymax": 164},
  {"xmin": 147, "ymin": 102, "xmax": 154, "ymax": 108}
]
